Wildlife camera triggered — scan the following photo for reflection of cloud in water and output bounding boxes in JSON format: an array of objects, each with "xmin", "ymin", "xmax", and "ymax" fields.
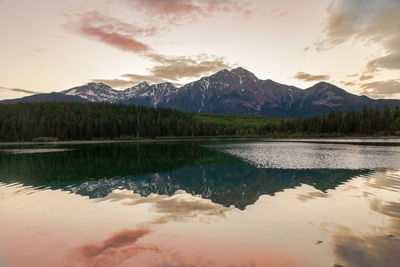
[
  {"xmin": 67, "ymin": 226, "xmax": 301, "ymax": 267},
  {"xmin": 365, "ymin": 170, "xmax": 400, "ymax": 192},
  {"xmin": 67, "ymin": 228, "xmax": 157, "ymax": 267},
  {"xmin": 332, "ymin": 174, "xmax": 400, "ymax": 267},
  {"xmin": 332, "ymin": 226, "xmax": 400, "ymax": 267},
  {"xmin": 370, "ymin": 200, "xmax": 400, "ymax": 219},
  {"xmin": 297, "ymin": 191, "xmax": 330, "ymax": 203},
  {"xmin": 101, "ymin": 189, "xmax": 233, "ymax": 224}
]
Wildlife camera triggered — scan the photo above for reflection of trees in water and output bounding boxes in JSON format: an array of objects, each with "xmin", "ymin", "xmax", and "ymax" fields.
[
  {"xmin": 0, "ymin": 142, "xmax": 231, "ymax": 183},
  {"xmin": 0, "ymin": 142, "xmax": 371, "ymax": 209},
  {"xmin": 0, "ymin": 142, "xmax": 373, "ymax": 209}
]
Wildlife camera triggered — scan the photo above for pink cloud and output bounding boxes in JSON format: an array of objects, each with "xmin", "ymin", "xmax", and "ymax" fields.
[
  {"xmin": 66, "ymin": 11, "xmax": 153, "ymax": 53},
  {"xmin": 125, "ymin": 0, "xmax": 252, "ymax": 22},
  {"xmin": 78, "ymin": 24, "xmax": 150, "ymax": 53},
  {"xmin": 68, "ymin": 229, "xmax": 158, "ymax": 267}
]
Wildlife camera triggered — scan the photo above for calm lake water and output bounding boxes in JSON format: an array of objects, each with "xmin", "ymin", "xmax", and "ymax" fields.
[{"xmin": 1, "ymin": 140, "xmax": 400, "ymax": 267}]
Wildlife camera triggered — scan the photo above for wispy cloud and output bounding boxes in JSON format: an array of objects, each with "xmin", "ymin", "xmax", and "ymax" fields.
[
  {"xmin": 340, "ymin": 81, "xmax": 357, "ymax": 87},
  {"xmin": 91, "ymin": 53, "xmax": 232, "ymax": 88},
  {"xmin": 65, "ymin": 11, "xmax": 155, "ymax": 53},
  {"xmin": 66, "ymin": 10, "xmax": 234, "ymax": 85},
  {"xmin": 146, "ymin": 53, "xmax": 233, "ymax": 81},
  {"xmin": 366, "ymin": 53, "xmax": 400, "ymax": 73},
  {"xmin": 360, "ymin": 80, "xmax": 400, "ymax": 98},
  {"xmin": 0, "ymin": 86, "xmax": 39, "ymax": 94},
  {"xmin": 122, "ymin": 0, "xmax": 252, "ymax": 23},
  {"xmin": 359, "ymin": 75, "xmax": 374, "ymax": 81},
  {"xmin": 92, "ymin": 74, "xmax": 176, "ymax": 88},
  {"xmin": 294, "ymin": 72, "xmax": 330, "ymax": 82},
  {"xmin": 315, "ymin": 0, "xmax": 400, "ymax": 73}
]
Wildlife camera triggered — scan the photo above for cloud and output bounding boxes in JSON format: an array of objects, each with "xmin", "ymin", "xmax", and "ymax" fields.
[
  {"xmin": 340, "ymin": 81, "xmax": 357, "ymax": 86},
  {"xmin": 123, "ymin": 0, "xmax": 252, "ymax": 23},
  {"xmin": 66, "ymin": 11, "xmax": 233, "ymax": 85},
  {"xmin": 66, "ymin": 11, "xmax": 154, "ymax": 53},
  {"xmin": 68, "ymin": 228, "xmax": 157, "ymax": 267},
  {"xmin": 0, "ymin": 86, "xmax": 39, "ymax": 94},
  {"xmin": 315, "ymin": 0, "xmax": 400, "ymax": 72},
  {"xmin": 92, "ymin": 74, "xmax": 182, "ymax": 88},
  {"xmin": 79, "ymin": 26, "xmax": 149, "ymax": 52},
  {"xmin": 91, "ymin": 54, "xmax": 232, "ymax": 88},
  {"xmin": 360, "ymin": 80, "xmax": 400, "ymax": 98},
  {"xmin": 366, "ymin": 53, "xmax": 400, "ymax": 72},
  {"xmin": 146, "ymin": 53, "xmax": 233, "ymax": 80},
  {"xmin": 359, "ymin": 74, "xmax": 374, "ymax": 81},
  {"xmin": 294, "ymin": 72, "xmax": 330, "ymax": 82},
  {"xmin": 347, "ymin": 73, "xmax": 358, "ymax": 78}
]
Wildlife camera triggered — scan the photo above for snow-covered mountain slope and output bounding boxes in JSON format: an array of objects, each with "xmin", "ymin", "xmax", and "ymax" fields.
[{"xmin": 62, "ymin": 83, "xmax": 121, "ymax": 103}]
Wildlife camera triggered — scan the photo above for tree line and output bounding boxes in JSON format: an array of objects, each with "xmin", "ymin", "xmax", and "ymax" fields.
[
  {"xmin": 0, "ymin": 102, "xmax": 399, "ymax": 141},
  {"xmin": 278, "ymin": 106, "xmax": 400, "ymax": 136}
]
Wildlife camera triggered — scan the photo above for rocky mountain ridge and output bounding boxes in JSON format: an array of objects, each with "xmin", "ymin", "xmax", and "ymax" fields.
[{"xmin": 2, "ymin": 67, "xmax": 400, "ymax": 118}]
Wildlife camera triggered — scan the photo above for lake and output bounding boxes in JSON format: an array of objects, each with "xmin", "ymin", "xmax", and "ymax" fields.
[{"xmin": 1, "ymin": 140, "xmax": 400, "ymax": 267}]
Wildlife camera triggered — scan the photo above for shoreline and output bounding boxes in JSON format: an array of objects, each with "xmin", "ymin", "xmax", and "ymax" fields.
[{"xmin": 1, "ymin": 136, "xmax": 400, "ymax": 146}]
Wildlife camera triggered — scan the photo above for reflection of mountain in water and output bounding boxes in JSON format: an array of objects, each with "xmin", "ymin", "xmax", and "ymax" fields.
[
  {"xmin": 0, "ymin": 142, "xmax": 370, "ymax": 209},
  {"xmin": 69, "ymin": 166, "xmax": 370, "ymax": 209}
]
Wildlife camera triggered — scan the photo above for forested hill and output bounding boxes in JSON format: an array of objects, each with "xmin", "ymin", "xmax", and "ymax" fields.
[{"xmin": 0, "ymin": 103, "xmax": 399, "ymax": 141}]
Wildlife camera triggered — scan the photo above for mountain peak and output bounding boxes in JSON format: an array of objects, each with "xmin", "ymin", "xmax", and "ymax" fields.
[
  {"xmin": 231, "ymin": 67, "xmax": 258, "ymax": 82},
  {"xmin": 215, "ymin": 69, "xmax": 231, "ymax": 75},
  {"xmin": 313, "ymin": 81, "xmax": 334, "ymax": 87},
  {"xmin": 62, "ymin": 82, "xmax": 119, "ymax": 102},
  {"xmin": 308, "ymin": 81, "xmax": 347, "ymax": 92},
  {"xmin": 86, "ymin": 82, "xmax": 112, "ymax": 89},
  {"xmin": 135, "ymin": 81, "xmax": 150, "ymax": 87},
  {"xmin": 306, "ymin": 81, "xmax": 356, "ymax": 99}
]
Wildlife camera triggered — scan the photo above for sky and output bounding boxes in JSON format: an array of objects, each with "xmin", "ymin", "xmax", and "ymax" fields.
[{"xmin": 0, "ymin": 0, "xmax": 399, "ymax": 100}]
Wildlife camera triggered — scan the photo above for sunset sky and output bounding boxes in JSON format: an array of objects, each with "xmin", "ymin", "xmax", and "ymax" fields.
[{"xmin": 0, "ymin": 0, "xmax": 399, "ymax": 100}]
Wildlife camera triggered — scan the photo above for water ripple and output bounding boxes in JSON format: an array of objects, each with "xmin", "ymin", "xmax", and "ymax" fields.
[{"xmin": 215, "ymin": 142, "xmax": 400, "ymax": 169}]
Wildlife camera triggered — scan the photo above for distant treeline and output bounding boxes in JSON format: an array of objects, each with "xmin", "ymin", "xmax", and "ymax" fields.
[
  {"xmin": 0, "ymin": 103, "xmax": 399, "ymax": 141},
  {"xmin": 279, "ymin": 106, "xmax": 400, "ymax": 136}
]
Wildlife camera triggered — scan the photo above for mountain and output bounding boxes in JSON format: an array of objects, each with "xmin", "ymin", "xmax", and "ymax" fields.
[
  {"xmin": 2, "ymin": 67, "xmax": 400, "ymax": 118},
  {"xmin": 62, "ymin": 83, "xmax": 121, "ymax": 103},
  {"xmin": 0, "ymin": 92, "xmax": 88, "ymax": 104}
]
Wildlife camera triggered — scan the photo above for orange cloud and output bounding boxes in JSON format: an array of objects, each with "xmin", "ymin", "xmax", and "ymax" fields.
[
  {"xmin": 147, "ymin": 53, "xmax": 233, "ymax": 80},
  {"xmin": 359, "ymin": 74, "xmax": 374, "ymax": 81},
  {"xmin": 90, "ymin": 54, "xmax": 233, "ymax": 88},
  {"xmin": 294, "ymin": 72, "xmax": 330, "ymax": 82}
]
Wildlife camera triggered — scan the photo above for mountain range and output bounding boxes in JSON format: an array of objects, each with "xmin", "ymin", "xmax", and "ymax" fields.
[{"xmin": 2, "ymin": 67, "xmax": 399, "ymax": 118}]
